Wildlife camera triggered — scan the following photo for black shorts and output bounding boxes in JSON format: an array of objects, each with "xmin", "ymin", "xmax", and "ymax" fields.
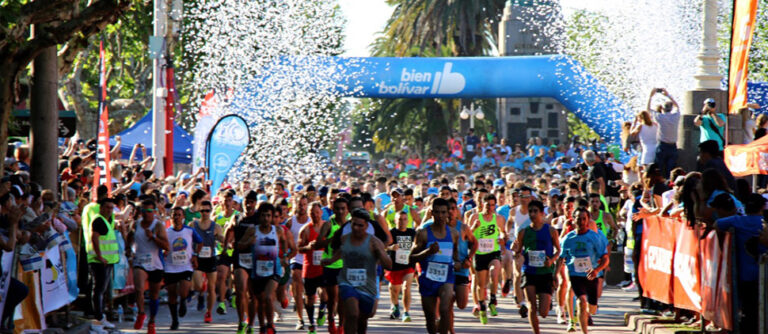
[
  {"xmin": 454, "ymin": 275, "xmax": 470, "ymax": 286},
  {"xmin": 521, "ymin": 273, "xmax": 554, "ymax": 295},
  {"xmin": 217, "ymin": 253, "xmax": 232, "ymax": 267},
  {"xmin": 304, "ymin": 276, "xmax": 323, "ymax": 297},
  {"xmin": 196, "ymin": 257, "xmax": 218, "ymax": 273},
  {"xmin": 165, "ymin": 271, "xmax": 193, "ymax": 285},
  {"xmin": 278, "ymin": 266, "xmax": 290, "ymax": 286},
  {"xmin": 474, "ymin": 251, "xmax": 501, "ymax": 271},
  {"xmin": 290, "ymin": 263, "xmax": 303, "ymax": 271},
  {"xmin": 322, "ymin": 267, "xmax": 341, "ymax": 286},
  {"xmin": 134, "ymin": 267, "xmax": 163, "ymax": 283},
  {"xmin": 569, "ymin": 276, "xmax": 599, "ymax": 305},
  {"xmin": 251, "ymin": 276, "xmax": 278, "ymax": 294}
]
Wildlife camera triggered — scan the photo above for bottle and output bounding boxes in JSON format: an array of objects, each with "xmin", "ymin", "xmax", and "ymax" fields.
[{"xmin": 117, "ymin": 305, "xmax": 123, "ymax": 323}]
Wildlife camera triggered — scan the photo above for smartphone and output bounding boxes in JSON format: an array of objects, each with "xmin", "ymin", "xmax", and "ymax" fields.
[{"xmin": 656, "ymin": 88, "xmax": 663, "ymax": 93}]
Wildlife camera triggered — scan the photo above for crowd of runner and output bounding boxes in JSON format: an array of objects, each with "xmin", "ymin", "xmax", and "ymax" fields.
[{"xmin": 2, "ymin": 95, "xmax": 768, "ymax": 334}]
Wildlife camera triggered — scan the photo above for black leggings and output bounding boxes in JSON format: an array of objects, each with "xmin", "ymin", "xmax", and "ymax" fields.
[
  {"xmin": 89, "ymin": 263, "xmax": 113, "ymax": 320},
  {"xmin": 1, "ymin": 278, "xmax": 28, "ymax": 329}
]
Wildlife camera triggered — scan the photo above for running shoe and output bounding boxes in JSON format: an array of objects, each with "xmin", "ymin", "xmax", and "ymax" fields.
[
  {"xmin": 618, "ymin": 279, "xmax": 632, "ymax": 287},
  {"xmin": 282, "ymin": 297, "xmax": 290, "ymax": 309},
  {"xmin": 402, "ymin": 311, "xmax": 411, "ymax": 323},
  {"xmin": 317, "ymin": 310, "xmax": 326, "ymax": 326},
  {"xmin": 622, "ymin": 282, "xmax": 638, "ymax": 292},
  {"xmin": 479, "ymin": 310, "xmax": 488, "ymax": 324},
  {"xmin": 392, "ymin": 304, "xmax": 401, "ymax": 319},
  {"xmin": 501, "ymin": 279, "xmax": 511, "ymax": 297},
  {"xmin": 100, "ymin": 318, "xmax": 115, "ymax": 330},
  {"xmin": 588, "ymin": 315, "xmax": 594, "ymax": 326},
  {"xmin": 133, "ymin": 312, "xmax": 146, "ymax": 330},
  {"xmin": 231, "ymin": 295, "xmax": 237, "ymax": 309},
  {"xmin": 148, "ymin": 322, "xmax": 157, "ymax": 334},
  {"xmin": 472, "ymin": 306, "xmax": 480, "ymax": 318},
  {"xmin": 328, "ymin": 321, "xmax": 337, "ymax": 334},
  {"xmin": 308, "ymin": 325, "xmax": 317, "ymax": 334},
  {"xmin": 566, "ymin": 321, "xmax": 577, "ymax": 332},
  {"xmin": 197, "ymin": 294, "xmax": 205, "ymax": 311},
  {"xmin": 267, "ymin": 325, "xmax": 276, "ymax": 334},
  {"xmin": 179, "ymin": 300, "xmax": 187, "ymax": 318},
  {"xmin": 296, "ymin": 321, "xmax": 305, "ymax": 330},
  {"xmin": 170, "ymin": 319, "xmax": 179, "ymax": 330},
  {"xmin": 237, "ymin": 322, "xmax": 247, "ymax": 334},
  {"xmin": 274, "ymin": 311, "xmax": 283, "ymax": 322},
  {"xmin": 204, "ymin": 310, "xmax": 212, "ymax": 323},
  {"xmin": 557, "ymin": 307, "xmax": 566, "ymax": 324},
  {"xmin": 217, "ymin": 301, "xmax": 227, "ymax": 315},
  {"xmin": 519, "ymin": 304, "xmax": 528, "ymax": 318},
  {"xmin": 489, "ymin": 303, "xmax": 498, "ymax": 316}
]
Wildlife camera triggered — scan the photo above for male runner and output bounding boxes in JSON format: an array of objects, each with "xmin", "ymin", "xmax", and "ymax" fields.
[
  {"xmin": 507, "ymin": 186, "xmax": 533, "ymax": 317},
  {"xmin": 384, "ymin": 188, "xmax": 421, "ymax": 229},
  {"xmin": 410, "ymin": 198, "xmax": 459, "ymax": 334},
  {"xmin": 226, "ymin": 190, "xmax": 259, "ymax": 334},
  {"xmin": 192, "ymin": 201, "xmax": 223, "ymax": 323},
  {"xmin": 132, "ymin": 200, "xmax": 169, "ymax": 334},
  {"xmin": 558, "ymin": 207, "xmax": 610, "ymax": 334},
  {"xmin": 298, "ymin": 201, "xmax": 327, "ymax": 334},
  {"xmin": 213, "ymin": 190, "xmax": 239, "ymax": 314},
  {"xmin": 469, "ymin": 194, "xmax": 506, "ymax": 324},
  {"xmin": 323, "ymin": 208, "xmax": 392, "ymax": 334},
  {"xmin": 511, "ymin": 200, "xmax": 560, "ymax": 334},
  {"xmin": 287, "ymin": 195, "xmax": 310, "ymax": 330},
  {"xmin": 164, "ymin": 207, "xmax": 203, "ymax": 330},
  {"xmin": 384, "ymin": 211, "xmax": 416, "ymax": 322},
  {"xmin": 314, "ymin": 197, "xmax": 349, "ymax": 333}
]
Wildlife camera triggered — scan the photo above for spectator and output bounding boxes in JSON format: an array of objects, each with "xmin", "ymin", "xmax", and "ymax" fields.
[
  {"xmin": 630, "ymin": 110, "xmax": 659, "ymax": 167},
  {"xmin": 693, "ymin": 98, "xmax": 726, "ymax": 150},
  {"xmin": 648, "ymin": 88, "xmax": 680, "ymax": 177},
  {"xmin": 697, "ymin": 140, "xmax": 735, "ymax": 190},
  {"xmin": 465, "ymin": 129, "xmax": 480, "ymax": 163}
]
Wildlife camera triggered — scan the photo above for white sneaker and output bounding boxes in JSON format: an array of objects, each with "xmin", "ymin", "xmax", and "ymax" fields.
[
  {"xmin": 618, "ymin": 280, "xmax": 631, "ymax": 287},
  {"xmin": 556, "ymin": 308, "xmax": 566, "ymax": 324},
  {"xmin": 622, "ymin": 282, "xmax": 638, "ymax": 292},
  {"xmin": 100, "ymin": 318, "xmax": 116, "ymax": 329}
]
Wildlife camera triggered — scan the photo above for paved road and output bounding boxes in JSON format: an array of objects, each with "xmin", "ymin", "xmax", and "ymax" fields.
[{"xmin": 114, "ymin": 285, "xmax": 638, "ymax": 333}]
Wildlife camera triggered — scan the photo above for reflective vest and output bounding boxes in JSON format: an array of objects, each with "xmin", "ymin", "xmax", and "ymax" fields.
[{"xmin": 86, "ymin": 214, "xmax": 120, "ymax": 264}]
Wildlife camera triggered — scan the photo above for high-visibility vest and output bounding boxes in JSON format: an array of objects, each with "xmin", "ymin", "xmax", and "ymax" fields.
[{"xmin": 86, "ymin": 214, "xmax": 120, "ymax": 264}]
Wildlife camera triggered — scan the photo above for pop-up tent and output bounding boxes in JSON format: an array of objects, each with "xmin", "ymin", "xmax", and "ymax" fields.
[{"xmin": 109, "ymin": 110, "xmax": 193, "ymax": 164}]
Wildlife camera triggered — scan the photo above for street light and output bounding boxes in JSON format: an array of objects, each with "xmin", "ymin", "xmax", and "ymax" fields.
[{"xmin": 460, "ymin": 102, "xmax": 484, "ymax": 129}]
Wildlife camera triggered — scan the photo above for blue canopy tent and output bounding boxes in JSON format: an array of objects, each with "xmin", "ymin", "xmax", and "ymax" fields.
[{"xmin": 109, "ymin": 110, "xmax": 193, "ymax": 164}]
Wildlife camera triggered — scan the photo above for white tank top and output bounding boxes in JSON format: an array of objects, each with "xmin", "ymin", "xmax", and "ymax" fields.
[
  {"xmin": 512, "ymin": 206, "xmax": 531, "ymax": 241},
  {"xmin": 253, "ymin": 225, "xmax": 280, "ymax": 277},
  {"xmin": 133, "ymin": 220, "xmax": 164, "ymax": 271},
  {"xmin": 164, "ymin": 226, "xmax": 195, "ymax": 273},
  {"xmin": 290, "ymin": 215, "xmax": 309, "ymax": 264}
]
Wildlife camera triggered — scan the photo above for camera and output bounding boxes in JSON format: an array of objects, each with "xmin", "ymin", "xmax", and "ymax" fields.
[
  {"xmin": 704, "ymin": 98, "xmax": 716, "ymax": 109},
  {"xmin": 656, "ymin": 88, "xmax": 664, "ymax": 93}
]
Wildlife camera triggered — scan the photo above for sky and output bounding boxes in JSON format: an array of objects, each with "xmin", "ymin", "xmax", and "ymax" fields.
[{"xmin": 338, "ymin": 0, "xmax": 607, "ymax": 57}]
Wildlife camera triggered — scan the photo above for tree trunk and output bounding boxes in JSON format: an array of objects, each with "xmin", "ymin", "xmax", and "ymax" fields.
[
  {"xmin": 30, "ymin": 44, "xmax": 59, "ymax": 194},
  {"xmin": 0, "ymin": 71, "xmax": 16, "ymax": 173}
]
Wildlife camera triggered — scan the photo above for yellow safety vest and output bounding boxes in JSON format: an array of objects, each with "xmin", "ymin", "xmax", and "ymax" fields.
[{"xmin": 86, "ymin": 214, "xmax": 120, "ymax": 264}]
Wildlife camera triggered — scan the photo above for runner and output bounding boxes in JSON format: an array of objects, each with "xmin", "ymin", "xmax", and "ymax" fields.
[
  {"xmin": 511, "ymin": 200, "xmax": 560, "ymax": 334},
  {"xmin": 469, "ymin": 194, "xmax": 506, "ymax": 324},
  {"xmin": 384, "ymin": 211, "xmax": 416, "ymax": 322},
  {"xmin": 558, "ymin": 207, "xmax": 610, "ymax": 334},
  {"xmin": 507, "ymin": 186, "xmax": 533, "ymax": 317},
  {"xmin": 410, "ymin": 198, "xmax": 459, "ymax": 334},
  {"xmin": 213, "ymin": 190, "xmax": 239, "ymax": 315},
  {"xmin": 323, "ymin": 208, "xmax": 392, "ymax": 334},
  {"xmin": 556, "ymin": 196, "xmax": 578, "ymax": 329},
  {"xmin": 132, "ymin": 200, "xmax": 170, "ymax": 334},
  {"xmin": 446, "ymin": 197, "xmax": 476, "ymax": 334},
  {"xmin": 384, "ymin": 188, "xmax": 421, "ymax": 229},
  {"xmin": 238, "ymin": 202, "xmax": 289, "ymax": 334},
  {"xmin": 314, "ymin": 197, "xmax": 349, "ymax": 333},
  {"xmin": 226, "ymin": 190, "xmax": 259, "ymax": 334},
  {"xmin": 297, "ymin": 201, "xmax": 327, "ymax": 334},
  {"xmin": 164, "ymin": 206, "xmax": 203, "ymax": 330},
  {"xmin": 191, "ymin": 200, "xmax": 224, "ymax": 323},
  {"xmin": 588, "ymin": 193, "xmax": 616, "ymax": 300},
  {"xmin": 287, "ymin": 195, "xmax": 310, "ymax": 330},
  {"xmin": 273, "ymin": 199, "xmax": 297, "ymax": 323}
]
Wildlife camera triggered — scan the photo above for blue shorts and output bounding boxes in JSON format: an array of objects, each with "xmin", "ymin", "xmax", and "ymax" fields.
[
  {"xmin": 339, "ymin": 284, "xmax": 375, "ymax": 315},
  {"xmin": 290, "ymin": 262, "xmax": 303, "ymax": 271},
  {"xmin": 418, "ymin": 275, "xmax": 452, "ymax": 297}
]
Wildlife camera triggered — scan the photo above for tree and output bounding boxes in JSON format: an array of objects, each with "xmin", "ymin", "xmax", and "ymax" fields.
[{"xmin": 0, "ymin": 0, "xmax": 132, "ymax": 170}]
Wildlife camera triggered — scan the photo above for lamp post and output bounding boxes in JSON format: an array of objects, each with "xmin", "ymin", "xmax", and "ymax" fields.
[{"xmin": 460, "ymin": 103, "xmax": 485, "ymax": 129}]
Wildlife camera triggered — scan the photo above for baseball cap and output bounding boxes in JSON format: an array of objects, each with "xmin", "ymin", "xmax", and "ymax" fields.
[
  {"xmin": 318, "ymin": 186, "xmax": 329, "ymax": 197},
  {"xmin": 548, "ymin": 188, "xmax": 561, "ymax": 197},
  {"xmin": 294, "ymin": 184, "xmax": 304, "ymax": 192},
  {"xmin": 492, "ymin": 178, "xmax": 505, "ymax": 187},
  {"xmin": 462, "ymin": 190, "xmax": 473, "ymax": 198},
  {"xmin": 257, "ymin": 194, "xmax": 269, "ymax": 202},
  {"xmin": 427, "ymin": 187, "xmax": 439, "ymax": 196},
  {"xmin": 390, "ymin": 188, "xmax": 404, "ymax": 195}
]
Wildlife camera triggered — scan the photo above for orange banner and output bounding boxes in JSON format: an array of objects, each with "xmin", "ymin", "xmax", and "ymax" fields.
[
  {"xmin": 728, "ymin": 0, "xmax": 759, "ymax": 114},
  {"xmin": 638, "ymin": 215, "xmax": 675, "ymax": 305},
  {"xmin": 714, "ymin": 233, "xmax": 733, "ymax": 330},
  {"xmin": 699, "ymin": 230, "xmax": 721, "ymax": 321},
  {"xmin": 724, "ymin": 133, "xmax": 768, "ymax": 176},
  {"xmin": 672, "ymin": 223, "xmax": 701, "ymax": 312}
]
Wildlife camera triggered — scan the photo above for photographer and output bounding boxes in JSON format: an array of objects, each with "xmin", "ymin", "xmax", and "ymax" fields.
[{"xmin": 693, "ymin": 98, "xmax": 726, "ymax": 151}]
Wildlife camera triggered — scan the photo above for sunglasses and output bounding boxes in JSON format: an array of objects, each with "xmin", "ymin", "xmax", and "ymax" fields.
[
  {"xmin": 200, "ymin": 209, "xmax": 212, "ymax": 213},
  {"xmin": 142, "ymin": 208, "xmax": 155, "ymax": 212}
]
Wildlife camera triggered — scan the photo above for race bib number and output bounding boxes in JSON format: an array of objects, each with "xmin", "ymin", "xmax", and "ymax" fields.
[
  {"xmin": 256, "ymin": 260, "xmax": 274, "ymax": 277},
  {"xmin": 137, "ymin": 253, "xmax": 152, "ymax": 268},
  {"xmin": 573, "ymin": 257, "xmax": 592, "ymax": 273},
  {"xmin": 478, "ymin": 238, "xmax": 495, "ymax": 253},
  {"xmin": 425, "ymin": 262, "xmax": 449, "ymax": 282},
  {"xmin": 347, "ymin": 268, "xmax": 366, "ymax": 287},
  {"xmin": 199, "ymin": 246, "xmax": 212, "ymax": 258},
  {"xmin": 528, "ymin": 250, "xmax": 546, "ymax": 267},
  {"xmin": 239, "ymin": 253, "xmax": 253, "ymax": 269},
  {"xmin": 171, "ymin": 251, "xmax": 188, "ymax": 266},
  {"xmin": 312, "ymin": 250, "xmax": 323, "ymax": 266},
  {"xmin": 395, "ymin": 249, "xmax": 410, "ymax": 265},
  {"xmin": 466, "ymin": 145, "xmax": 474, "ymax": 152}
]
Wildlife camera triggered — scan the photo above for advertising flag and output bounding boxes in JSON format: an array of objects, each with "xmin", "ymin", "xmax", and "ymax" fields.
[
  {"xmin": 205, "ymin": 115, "xmax": 250, "ymax": 195},
  {"xmin": 193, "ymin": 91, "xmax": 217, "ymax": 171},
  {"xmin": 93, "ymin": 40, "xmax": 111, "ymax": 199},
  {"xmin": 728, "ymin": 0, "xmax": 759, "ymax": 114}
]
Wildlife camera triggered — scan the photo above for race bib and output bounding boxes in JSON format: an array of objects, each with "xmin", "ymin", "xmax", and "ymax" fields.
[
  {"xmin": 137, "ymin": 253, "xmax": 152, "ymax": 268},
  {"xmin": 312, "ymin": 250, "xmax": 323, "ymax": 266},
  {"xmin": 239, "ymin": 253, "xmax": 253, "ymax": 269},
  {"xmin": 425, "ymin": 262, "xmax": 449, "ymax": 282},
  {"xmin": 395, "ymin": 249, "xmax": 410, "ymax": 265},
  {"xmin": 528, "ymin": 250, "xmax": 546, "ymax": 267},
  {"xmin": 467, "ymin": 145, "xmax": 474, "ymax": 152},
  {"xmin": 171, "ymin": 251, "xmax": 188, "ymax": 266},
  {"xmin": 478, "ymin": 238, "xmax": 495, "ymax": 253},
  {"xmin": 256, "ymin": 260, "xmax": 274, "ymax": 277},
  {"xmin": 573, "ymin": 257, "xmax": 592, "ymax": 273},
  {"xmin": 347, "ymin": 268, "xmax": 366, "ymax": 287},
  {"xmin": 199, "ymin": 246, "xmax": 213, "ymax": 258}
]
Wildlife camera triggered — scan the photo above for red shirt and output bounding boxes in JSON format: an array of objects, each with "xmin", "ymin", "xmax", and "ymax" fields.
[{"xmin": 302, "ymin": 223, "xmax": 324, "ymax": 279}]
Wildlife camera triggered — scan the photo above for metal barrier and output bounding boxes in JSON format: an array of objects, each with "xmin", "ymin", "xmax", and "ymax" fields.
[{"xmin": 760, "ymin": 253, "xmax": 768, "ymax": 334}]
